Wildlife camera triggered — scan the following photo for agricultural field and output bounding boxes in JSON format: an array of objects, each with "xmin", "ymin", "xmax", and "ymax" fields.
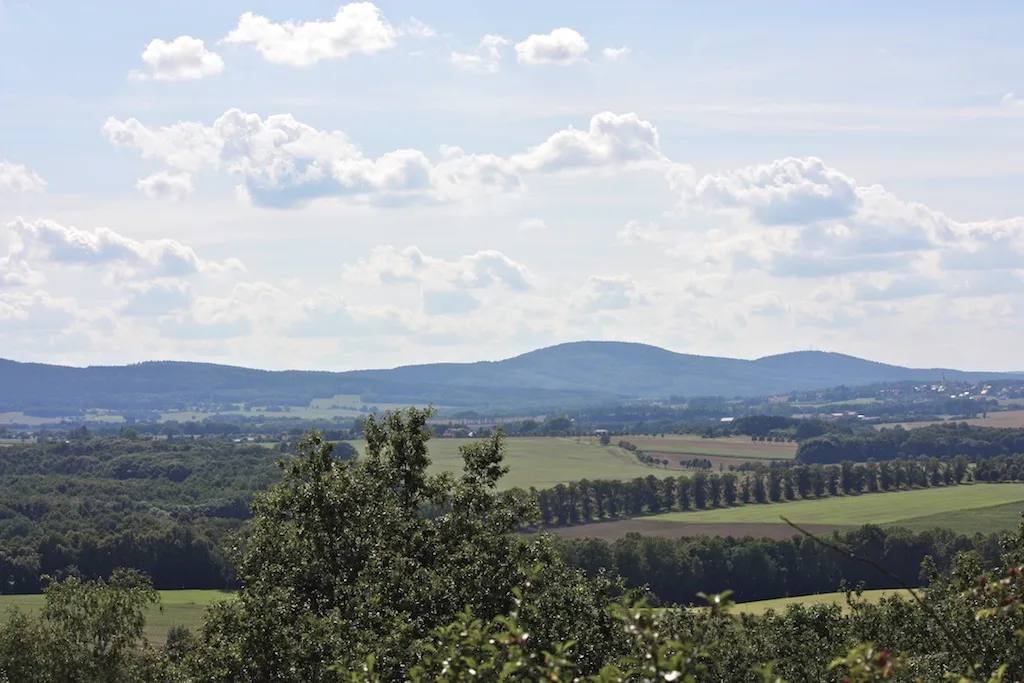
[
  {"xmin": 730, "ymin": 588, "xmax": 913, "ymax": 616},
  {"xmin": 343, "ymin": 437, "xmax": 677, "ymax": 490},
  {"xmin": 878, "ymin": 410, "xmax": 1024, "ymax": 430},
  {"xmin": 622, "ymin": 434, "xmax": 797, "ymax": 468},
  {"xmin": 649, "ymin": 483, "xmax": 1024, "ymax": 526},
  {"xmin": 890, "ymin": 500, "xmax": 1024, "ymax": 536},
  {"xmin": 0, "ymin": 589, "xmax": 231, "ymax": 645},
  {"xmin": 557, "ymin": 484, "xmax": 1024, "ymax": 541}
]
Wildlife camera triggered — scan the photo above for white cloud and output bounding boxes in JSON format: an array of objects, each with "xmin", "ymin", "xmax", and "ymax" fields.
[
  {"xmin": 0, "ymin": 291, "xmax": 78, "ymax": 332},
  {"xmin": 129, "ymin": 36, "xmax": 224, "ymax": 81},
  {"xmin": 3, "ymin": 218, "xmax": 240, "ymax": 278},
  {"xmin": 421, "ymin": 288, "xmax": 480, "ymax": 315},
  {"xmin": 103, "ymin": 109, "xmax": 521, "ymax": 208},
  {"xmin": 119, "ymin": 282, "xmax": 195, "ymax": 317},
  {"xmin": 222, "ymin": 3, "xmax": 398, "ymax": 66},
  {"xmin": 0, "ymin": 160, "xmax": 46, "ymax": 193},
  {"xmin": 569, "ymin": 275, "xmax": 649, "ymax": 312},
  {"xmin": 515, "ymin": 28, "xmax": 589, "ymax": 66},
  {"xmin": 511, "ymin": 111, "xmax": 665, "ymax": 173},
  {"xmin": 342, "ymin": 245, "xmax": 535, "ymax": 291},
  {"xmin": 135, "ymin": 171, "xmax": 194, "ymax": 201},
  {"xmin": 601, "ymin": 46, "xmax": 631, "ymax": 61},
  {"xmin": 450, "ymin": 34, "xmax": 508, "ymax": 73},
  {"xmin": 1001, "ymin": 92, "xmax": 1023, "ymax": 107},
  {"xmin": 102, "ymin": 110, "xmax": 664, "ymax": 207},
  {"xmin": 0, "ymin": 257, "xmax": 43, "ymax": 288},
  {"xmin": 518, "ymin": 217, "xmax": 547, "ymax": 231},
  {"xmin": 666, "ymin": 156, "xmax": 1024, "ymax": 284},
  {"xmin": 401, "ymin": 18, "xmax": 435, "ymax": 39}
]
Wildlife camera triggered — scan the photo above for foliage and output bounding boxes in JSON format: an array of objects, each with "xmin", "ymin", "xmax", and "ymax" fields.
[{"xmin": 184, "ymin": 408, "xmax": 628, "ymax": 681}]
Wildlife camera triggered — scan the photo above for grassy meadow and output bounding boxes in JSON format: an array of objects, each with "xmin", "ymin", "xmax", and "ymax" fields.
[
  {"xmin": 343, "ymin": 436, "xmax": 677, "ymax": 490},
  {"xmin": 0, "ymin": 589, "xmax": 232, "ymax": 645},
  {"xmin": 647, "ymin": 483, "xmax": 1024, "ymax": 527}
]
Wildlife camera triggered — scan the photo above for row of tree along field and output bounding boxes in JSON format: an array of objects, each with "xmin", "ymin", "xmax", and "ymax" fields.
[
  {"xmin": 531, "ymin": 456, "xmax": 988, "ymax": 528},
  {"xmin": 1, "ymin": 409, "xmax": 1023, "ymax": 682}
]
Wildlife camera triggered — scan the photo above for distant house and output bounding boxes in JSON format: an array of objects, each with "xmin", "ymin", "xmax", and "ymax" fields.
[
  {"xmin": 719, "ymin": 417, "xmax": 735, "ymax": 423},
  {"xmin": 594, "ymin": 429, "xmax": 609, "ymax": 436}
]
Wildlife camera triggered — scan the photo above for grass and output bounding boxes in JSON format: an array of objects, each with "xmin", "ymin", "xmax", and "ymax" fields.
[
  {"xmin": 343, "ymin": 437, "xmax": 678, "ymax": 489},
  {"xmin": 621, "ymin": 435, "xmax": 797, "ymax": 460},
  {"xmin": 646, "ymin": 484, "xmax": 1024, "ymax": 526},
  {"xmin": 731, "ymin": 588, "xmax": 912, "ymax": 615},
  {"xmin": 887, "ymin": 500, "xmax": 1024, "ymax": 535},
  {"xmin": 0, "ymin": 589, "xmax": 232, "ymax": 645}
]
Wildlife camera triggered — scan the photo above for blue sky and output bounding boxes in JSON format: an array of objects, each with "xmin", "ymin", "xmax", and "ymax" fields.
[{"xmin": 1, "ymin": 1, "xmax": 1023, "ymax": 371}]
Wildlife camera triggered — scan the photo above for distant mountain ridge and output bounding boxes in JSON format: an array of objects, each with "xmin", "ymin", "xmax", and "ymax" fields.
[{"xmin": 0, "ymin": 341, "xmax": 1017, "ymax": 415}]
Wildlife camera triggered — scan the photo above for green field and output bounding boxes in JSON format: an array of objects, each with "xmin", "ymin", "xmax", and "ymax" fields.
[
  {"xmin": 623, "ymin": 435, "xmax": 797, "ymax": 460},
  {"xmin": 647, "ymin": 484, "xmax": 1024, "ymax": 526},
  {"xmin": 0, "ymin": 590, "xmax": 232, "ymax": 645},
  {"xmin": 888, "ymin": 500, "xmax": 1024, "ymax": 535},
  {"xmin": 732, "ymin": 588, "xmax": 912, "ymax": 615},
  {"xmin": 343, "ymin": 437, "xmax": 677, "ymax": 489}
]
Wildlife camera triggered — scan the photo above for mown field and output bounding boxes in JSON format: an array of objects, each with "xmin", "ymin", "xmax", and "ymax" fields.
[
  {"xmin": 343, "ymin": 437, "xmax": 676, "ymax": 490},
  {"xmin": 554, "ymin": 484, "xmax": 1024, "ymax": 541},
  {"xmin": 623, "ymin": 435, "xmax": 797, "ymax": 461},
  {"xmin": 0, "ymin": 590, "xmax": 231, "ymax": 645}
]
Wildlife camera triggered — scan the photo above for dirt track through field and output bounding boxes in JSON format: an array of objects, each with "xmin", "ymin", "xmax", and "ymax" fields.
[{"xmin": 543, "ymin": 519, "xmax": 848, "ymax": 541}]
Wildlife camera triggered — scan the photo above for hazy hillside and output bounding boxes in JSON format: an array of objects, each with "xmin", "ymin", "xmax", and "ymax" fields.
[{"xmin": 0, "ymin": 342, "xmax": 1016, "ymax": 415}]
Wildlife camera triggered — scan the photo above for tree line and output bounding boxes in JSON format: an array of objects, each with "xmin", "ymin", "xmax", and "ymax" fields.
[
  {"xmin": 796, "ymin": 420, "xmax": 1024, "ymax": 464},
  {"xmin": 556, "ymin": 525, "xmax": 1002, "ymax": 605}
]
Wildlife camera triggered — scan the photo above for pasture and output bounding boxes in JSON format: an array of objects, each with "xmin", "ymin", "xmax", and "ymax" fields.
[
  {"xmin": 343, "ymin": 437, "xmax": 677, "ymax": 489},
  {"xmin": 0, "ymin": 589, "xmax": 231, "ymax": 645},
  {"xmin": 648, "ymin": 483, "xmax": 1024, "ymax": 526},
  {"xmin": 623, "ymin": 435, "xmax": 797, "ymax": 461}
]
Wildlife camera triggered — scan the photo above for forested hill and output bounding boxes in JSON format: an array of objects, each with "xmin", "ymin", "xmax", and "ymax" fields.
[{"xmin": 1, "ymin": 341, "xmax": 1017, "ymax": 414}]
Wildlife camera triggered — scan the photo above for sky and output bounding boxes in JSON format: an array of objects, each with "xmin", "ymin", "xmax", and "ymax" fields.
[{"xmin": 2, "ymin": 1, "xmax": 1024, "ymax": 372}]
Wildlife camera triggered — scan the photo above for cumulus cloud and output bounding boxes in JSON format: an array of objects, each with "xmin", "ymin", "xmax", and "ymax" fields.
[
  {"xmin": 0, "ymin": 256, "xmax": 43, "ymax": 288},
  {"xmin": 602, "ymin": 46, "xmax": 631, "ymax": 61},
  {"xmin": 129, "ymin": 36, "xmax": 224, "ymax": 81},
  {"xmin": 570, "ymin": 275, "xmax": 649, "ymax": 312},
  {"xmin": 421, "ymin": 288, "xmax": 480, "ymax": 315},
  {"xmin": 342, "ymin": 245, "xmax": 535, "ymax": 291},
  {"xmin": 119, "ymin": 282, "xmax": 194, "ymax": 317},
  {"xmin": 401, "ymin": 18, "xmax": 435, "ymax": 39},
  {"xmin": 223, "ymin": 3, "xmax": 398, "ymax": 66},
  {"xmin": 518, "ymin": 217, "xmax": 547, "ymax": 231},
  {"xmin": 3, "ymin": 218, "xmax": 240, "ymax": 278},
  {"xmin": 668, "ymin": 156, "xmax": 1024, "ymax": 288},
  {"xmin": 511, "ymin": 112, "xmax": 665, "ymax": 173},
  {"xmin": 102, "ymin": 109, "xmax": 664, "ymax": 207},
  {"xmin": 450, "ymin": 34, "xmax": 508, "ymax": 73},
  {"xmin": 0, "ymin": 160, "xmax": 46, "ymax": 193},
  {"xmin": 135, "ymin": 171, "xmax": 194, "ymax": 201},
  {"xmin": 515, "ymin": 28, "xmax": 588, "ymax": 66},
  {"xmin": 1001, "ymin": 92, "xmax": 1023, "ymax": 108},
  {"xmin": 102, "ymin": 109, "xmax": 520, "ymax": 208},
  {"xmin": 0, "ymin": 291, "xmax": 78, "ymax": 332}
]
